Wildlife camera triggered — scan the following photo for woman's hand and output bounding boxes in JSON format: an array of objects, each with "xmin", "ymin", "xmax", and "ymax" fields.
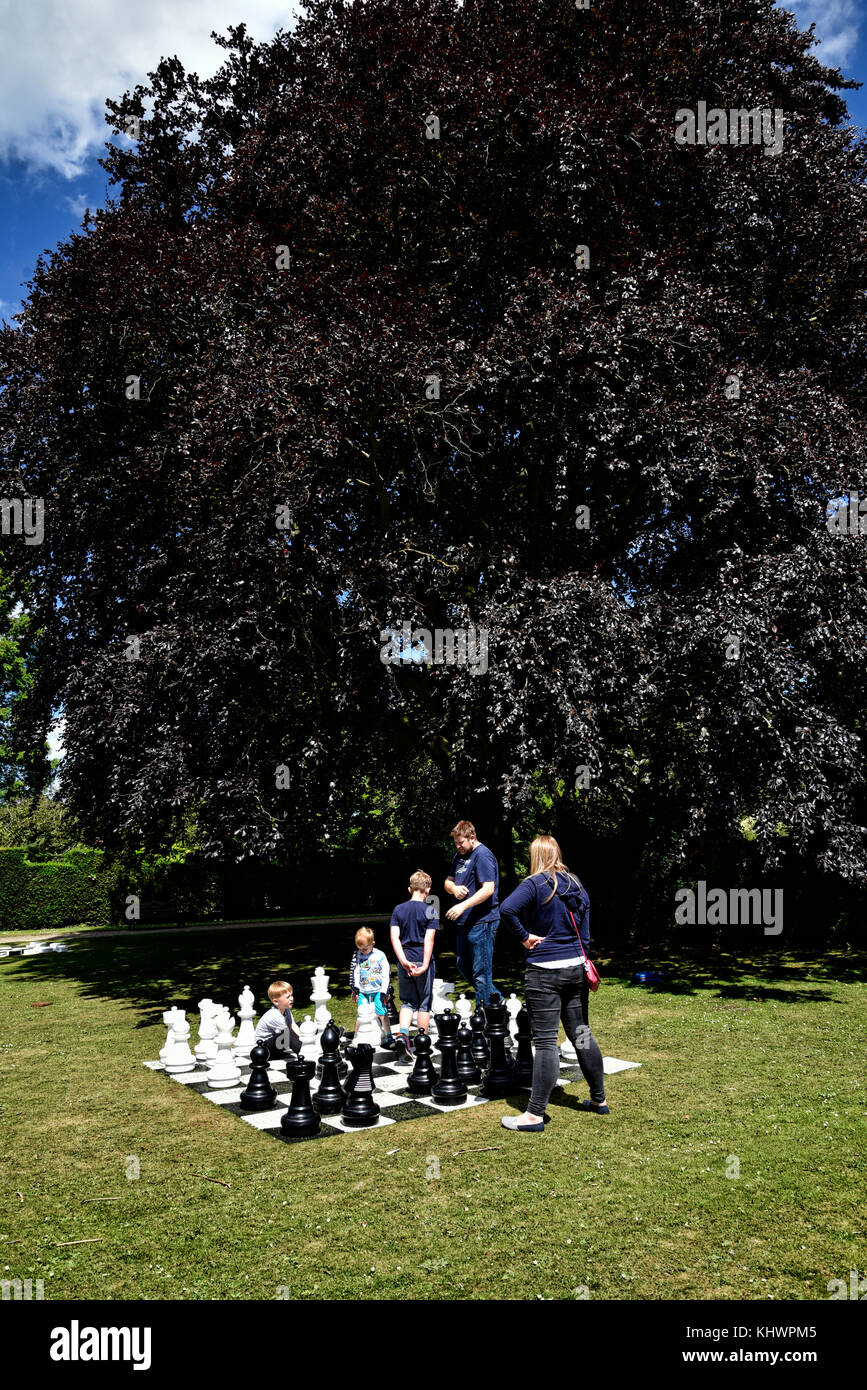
[{"xmin": 522, "ymin": 934, "xmax": 544, "ymax": 950}]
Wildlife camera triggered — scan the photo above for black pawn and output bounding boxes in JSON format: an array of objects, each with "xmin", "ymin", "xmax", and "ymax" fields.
[
  {"xmin": 384, "ymin": 984, "xmax": 400, "ymax": 1027},
  {"xmin": 341, "ymin": 1044, "xmax": 381, "ymax": 1127},
  {"xmin": 511, "ymin": 1006, "xmax": 534, "ymax": 1088},
  {"xmin": 313, "ymin": 1023, "xmax": 345, "ymax": 1115},
  {"xmin": 280, "ymin": 1054, "xmax": 321, "ymax": 1138},
  {"xmin": 239, "ymin": 1042, "xmax": 278, "ymax": 1111},
  {"xmin": 480, "ymin": 994, "xmax": 515, "ymax": 1098},
  {"xmin": 455, "ymin": 1020, "xmax": 481, "ymax": 1084},
  {"xmin": 407, "ymin": 1031, "xmax": 438, "ymax": 1096},
  {"xmin": 470, "ymin": 1010, "xmax": 490, "ymax": 1068},
  {"xmin": 431, "ymin": 1013, "xmax": 468, "ymax": 1105}
]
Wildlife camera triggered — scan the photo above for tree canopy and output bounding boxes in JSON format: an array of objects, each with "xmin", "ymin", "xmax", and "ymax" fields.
[{"xmin": 1, "ymin": 0, "xmax": 865, "ymax": 901}]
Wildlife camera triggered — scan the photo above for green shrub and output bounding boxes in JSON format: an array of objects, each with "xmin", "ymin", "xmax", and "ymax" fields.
[{"xmin": 0, "ymin": 846, "xmax": 125, "ymax": 931}]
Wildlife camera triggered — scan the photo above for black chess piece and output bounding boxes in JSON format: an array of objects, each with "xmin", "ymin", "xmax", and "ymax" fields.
[
  {"xmin": 239, "ymin": 1042, "xmax": 278, "ymax": 1111},
  {"xmin": 470, "ymin": 1009, "xmax": 490, "ymax": 1068},
  {"xmin": 313, "ymin": 1022, "xmax": 345, "ymax": 1115},
  {"xmin": 341, "ymin": 1043, "xmax": 381, "ymax": 1127},
  {"xmin": 511, "ymin": 1006, "xmax": 534, "ymax": 1088},
  {"xmin": 480, "ymin": 994, "xmax": 515, "ymax": 1098},
  {"xmin": 407, "ymin": 1030, "xmax": 438, "ymax": 1095},
  {"xmin": 455, "ymin": 1020, "xmax": 482, "ymax": 1084},
  {"xmin": 384, "ymin": 984, "xmax": 400, "ymax": 1027},
  {"xmin": 280, "ymin": 1054, "xmax": 321, "ymax": 1138},
  {"xmin": 334, "ymin": 1025, "xmax": 349, "ymax": 1078},
  {"xmin": 431, "ymin": 1012, "xmax": 468, "ymax": 1105},
  {"xmin": 316, "ymin": 1019, "xmax": 341, "ymax": 1076}
]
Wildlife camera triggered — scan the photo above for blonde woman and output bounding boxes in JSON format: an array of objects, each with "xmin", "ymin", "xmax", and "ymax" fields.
[{"xmin": 499, "ymin": 835, "xmax": 607, "ymax": 1132}]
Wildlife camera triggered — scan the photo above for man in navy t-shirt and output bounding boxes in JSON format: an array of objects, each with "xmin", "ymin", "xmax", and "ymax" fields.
[{"xmin": 444, "ymin": 819, "xmax": 502, "ymax": 1006}]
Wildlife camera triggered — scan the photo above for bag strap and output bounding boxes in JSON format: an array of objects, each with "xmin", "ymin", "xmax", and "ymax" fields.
[{"xmin": 567, "ymin": 907, "xmax": 590, "ymax": 966}]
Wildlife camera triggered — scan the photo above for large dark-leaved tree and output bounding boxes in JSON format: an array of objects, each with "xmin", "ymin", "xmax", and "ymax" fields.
[{"xmin": 1, "ymin": 0, "xmax": 866, "ymax": 917}]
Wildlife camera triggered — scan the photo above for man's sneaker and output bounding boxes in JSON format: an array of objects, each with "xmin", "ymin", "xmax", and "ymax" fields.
[
  {"xmin": 394, "ymin": 1033, "xmax": 414, "ymax": 1063},
  {"xmin": 379, "ymin": 1031, "xmax": 397, "ymax": 1051}
]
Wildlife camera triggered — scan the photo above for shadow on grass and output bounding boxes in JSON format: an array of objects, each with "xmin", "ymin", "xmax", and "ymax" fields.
[{"xmin": 4, "ymin": 920, "xmax": 865, "ymax": 1024}]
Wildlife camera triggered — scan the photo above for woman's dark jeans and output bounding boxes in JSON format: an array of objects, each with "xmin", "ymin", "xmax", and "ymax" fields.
[{"xmin": 524, "ymin": 962, "xmax": 606, "ymax": 1115}]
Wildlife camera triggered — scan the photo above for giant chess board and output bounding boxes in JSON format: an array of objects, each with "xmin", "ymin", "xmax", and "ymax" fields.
[{"xmin": 142, "ymin": 1044, "xmax": 641, "ymax": 1144}]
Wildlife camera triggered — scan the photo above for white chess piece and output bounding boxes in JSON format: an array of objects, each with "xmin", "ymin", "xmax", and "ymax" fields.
[
  {"xmin": 164, "ymin": 1015, "xmax": 196, "ymax": 1073},
  {"xmin": 299, "ymin": 1015, "xmax": 320, "ymax": 1062},
  {"xmin": 207, "ymin": 1010, "xmax": 242, "ymax": 1088},
  {"xmin": 194, "ymin": 1000, "xmax": 219, "ymax": 1064},
  {"xmin": 560, "ymin": 1037, "xmax": 578, "ymax": 1061},
  {"xmin": 506, "ymin": 993, "xmax": 522, "ymax": 1041},
  {"xmin": 160, "ymin": 1006, "xmax": 185, "ymax": 1062},
  {"xmin": 310, "ymin": 967, "xmax": 332, "ymax": 1033},
  {"xmin": 233, "ymin": 985, "xmax": 257, "ymax": 1061},
  {"xmin": 455, "ymin": 993, "xmax": 472, "ymax": 1024},
  {"xmin": 355, "ymin": 998, "xmax": 381, "ymax": 1049}
]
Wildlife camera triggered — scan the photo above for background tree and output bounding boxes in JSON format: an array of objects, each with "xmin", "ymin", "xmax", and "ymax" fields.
[
  {"xmin": 0, "ymin": 567, "xmax": 48, "ymax": 803},
  {"xmin": 1, "ymin": 0, "xmax": 865, "ymax": 932}
]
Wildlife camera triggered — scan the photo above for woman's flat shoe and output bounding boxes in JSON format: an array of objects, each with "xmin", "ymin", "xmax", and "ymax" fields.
[
  {"xmin": 501, "ymin": 1115, "xmax": 545, "ymax": 1132},
  {"xmin": 578, "ymin": 1100, "xmax": 610, "ymax": 1114}
]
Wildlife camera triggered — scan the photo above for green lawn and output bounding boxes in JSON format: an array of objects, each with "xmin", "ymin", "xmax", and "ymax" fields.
[{"xmin": 1, "ymin": 927, "xmax": 863, "ymax": 1301}]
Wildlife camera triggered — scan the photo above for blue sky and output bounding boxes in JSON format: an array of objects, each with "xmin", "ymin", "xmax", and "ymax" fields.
[{"xmin": 0, "ymin": 1, "xmax": 864, "ymax": 321}]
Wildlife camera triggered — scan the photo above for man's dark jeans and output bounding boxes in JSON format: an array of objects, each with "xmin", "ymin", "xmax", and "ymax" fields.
[
  {"xmin": 524, "ymin": 961, "xmax": 606, "ymax": 1115},
  {"xmin": 456, "ymin": 916, "xmax": 501, "ymax": 1006}
]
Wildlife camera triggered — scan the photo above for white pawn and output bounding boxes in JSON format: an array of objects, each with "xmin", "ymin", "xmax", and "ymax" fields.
[
  {"xmin": 164, "ymin": 1015, "xmax": 196, "ymax": 1073},
  {"xmin": 506, "ymin": 993, "xmax": 522, "ymax": 1042},
  {"xmin": 207, "ymin": 1010, "xmax": 242, "ymax": 1089},
  {"xmin": 234, "ymin": 985, "xmax": 257, "ymax": 1061},
  {"xmin": 560, "ymin": 1037, "xmax": 578, "ymax": 1062},
  {"xmin": 160, "ymin": 1006, "xmax": 184, "ymax": 1062},
  {"xmin": 310, "ymin": 967, "xmax": 332, "ymax": 1033},
  {"xmin": 455, "ymin": 992, "xmax": 472, "ymax": 1024},
  {"xmin": 299, "ymin": 1015, "xmax": 320, "ymax": 1062},
  {"xmin": 194, "ymin": 1000, "xmax": 219, "ymax": 1065},
  {"xmin": 355, "ymin": 998, "xmax": 381, "ymax": 1049}
]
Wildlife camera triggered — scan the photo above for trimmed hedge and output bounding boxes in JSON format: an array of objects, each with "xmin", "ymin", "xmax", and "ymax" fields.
[{"xmin": 0, "ymin": 846, "xmax": 126, "ymax": 932}]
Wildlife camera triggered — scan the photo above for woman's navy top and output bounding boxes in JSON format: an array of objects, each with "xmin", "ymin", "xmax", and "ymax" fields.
[{"xmin": 500, "ymin": 870, "xmax": 590, "ymax": 964}]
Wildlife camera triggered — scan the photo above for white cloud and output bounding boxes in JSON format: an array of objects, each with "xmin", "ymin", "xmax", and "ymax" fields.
[
  {"xmin": 65, "ymin": 191, "xmax": 89, "ymax": 219},
  {"xmin": 0, "ymin": 2, "xmax": 303, "ymax": 178},
  {"xmin": 788, "ymin": 0, "xmax": 860, "ymax": 68}
]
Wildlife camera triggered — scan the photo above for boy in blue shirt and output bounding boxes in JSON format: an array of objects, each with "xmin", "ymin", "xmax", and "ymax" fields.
[{"xmin": 389, "ymin": 870, "xmax": 440, "ymax": 1061}]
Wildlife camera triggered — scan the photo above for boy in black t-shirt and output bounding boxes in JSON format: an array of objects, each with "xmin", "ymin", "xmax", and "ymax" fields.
[{"xmin": 389, "ymin": 870, "xmax": 440, "ymax": 1061}]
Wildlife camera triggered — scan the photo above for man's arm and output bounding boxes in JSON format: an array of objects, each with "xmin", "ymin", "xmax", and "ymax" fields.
[{"xmin": 446, "ymin": 881, "xmax": 494, "ymax": 920}]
